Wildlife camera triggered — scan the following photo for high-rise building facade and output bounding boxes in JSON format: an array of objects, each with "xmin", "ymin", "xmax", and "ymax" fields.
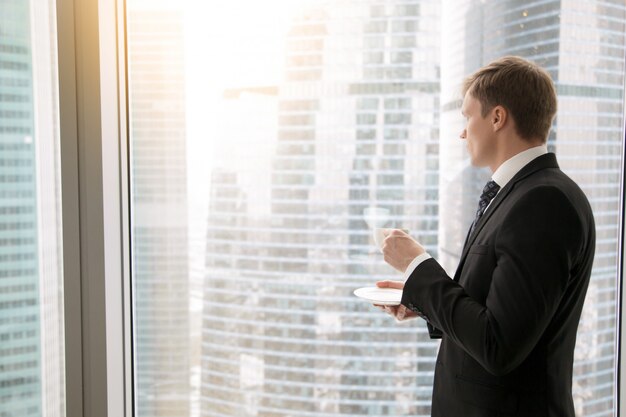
[
  {"xmin": 0, "ymin": 2, "xmax": 42, "ymax": 414},
  {"xmin": 127, "ymin": 3, "xmax": 190, "ymax": 416},
  {"xmin": 201, "ymin": 1, "xmax": 442, "ymax": 415},
  {"xmin": 0, "ymin": 0, "xmax": 63, "ymax": 416}
]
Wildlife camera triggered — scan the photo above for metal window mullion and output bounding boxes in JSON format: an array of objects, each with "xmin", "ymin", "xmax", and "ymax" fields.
[
  {"xmin": 57, "ymin": 0, "xmax": 129, "ymax": 415},
  {"xmin": 616, "ymin": 45, "xmax": 626, "ymax": 417}
]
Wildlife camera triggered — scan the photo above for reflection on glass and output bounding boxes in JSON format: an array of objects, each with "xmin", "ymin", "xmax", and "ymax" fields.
[
  {"xmin": 0, "ymin": 0, "xmax": 64, "ymax": 416},
  {"xmin": 127, "ymin": 0, "xmax": 626, "ymax": 416}
]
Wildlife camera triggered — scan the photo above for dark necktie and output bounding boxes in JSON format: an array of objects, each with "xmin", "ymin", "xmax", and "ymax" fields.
[{"xmin": 468, "ymin": 180, "xmax": 501, "ymax": 236}]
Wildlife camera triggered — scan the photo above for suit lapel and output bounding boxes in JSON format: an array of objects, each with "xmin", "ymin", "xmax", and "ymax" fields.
[{"xmin": 455, "ymin": 153, "xmax": 559, "ymax": 277}]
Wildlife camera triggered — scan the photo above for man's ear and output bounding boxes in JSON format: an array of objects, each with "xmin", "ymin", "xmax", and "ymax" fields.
[{"xmin": 492, "ymin": 106, "xmax": 507, "ymax": 132}]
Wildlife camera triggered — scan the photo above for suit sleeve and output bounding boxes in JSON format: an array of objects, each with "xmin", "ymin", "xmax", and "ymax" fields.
[{"xmin": 400, "ymin": 186, "xmax": 584, "ymax": 376}]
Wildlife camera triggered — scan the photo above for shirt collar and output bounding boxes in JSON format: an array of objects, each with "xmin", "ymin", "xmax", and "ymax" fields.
[{"xmin": 492, "ymin": 145, "xmax": 548, "ymax": 188}]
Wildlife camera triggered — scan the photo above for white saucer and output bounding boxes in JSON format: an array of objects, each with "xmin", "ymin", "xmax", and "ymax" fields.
[{"xmin": 353, "ymin": 287, "xmax": 402, "ymax": 306}]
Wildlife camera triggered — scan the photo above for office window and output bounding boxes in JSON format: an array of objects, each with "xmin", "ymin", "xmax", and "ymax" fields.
[
  {"xmin": 127, "ymin": 0, "xmax": 626, "ymax": 416},
  {"xmin": 0, "ymin": 0, "xmax": 65, "ymax": 416}
]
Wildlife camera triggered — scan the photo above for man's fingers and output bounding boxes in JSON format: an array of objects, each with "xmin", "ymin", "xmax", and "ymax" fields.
[
  {"xmin": 396, "ymin": 305, "xmax": 407, "ymax": 321},
  {"xmin": 376, "ymin": 280, "xmax": 404, "ymax": 289},
  {"xmin": 373, "ymin": 304, "xmax": 397, "ymax": 316}
]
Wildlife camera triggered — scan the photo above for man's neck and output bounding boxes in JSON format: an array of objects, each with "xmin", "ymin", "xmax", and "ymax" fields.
[{"xmin": 490, "ymin": 137, "xmax": 545, "ymax": 173}]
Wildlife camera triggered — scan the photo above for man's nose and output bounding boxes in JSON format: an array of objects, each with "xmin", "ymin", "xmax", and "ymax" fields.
[{"xmin": 460, "ymin": 129, "xmax": 466, "ymax": 139}]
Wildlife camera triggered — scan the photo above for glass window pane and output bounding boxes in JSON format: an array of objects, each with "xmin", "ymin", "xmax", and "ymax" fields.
[
  {"xmin": 127, "ymin": 1, "xmax": 626, "ymax": 416},
  {"xmin": 0, "ymin": 0, "xmax": 65, "ymax": 416},
  {"xmin": 127, "ymin": 4, "xmax": 190, "ymax": 416}
]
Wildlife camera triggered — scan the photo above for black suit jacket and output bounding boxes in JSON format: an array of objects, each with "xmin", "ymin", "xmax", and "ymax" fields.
[{"xmin": 401, "ymin": 153, "xmax": 596, "ymax": 417}]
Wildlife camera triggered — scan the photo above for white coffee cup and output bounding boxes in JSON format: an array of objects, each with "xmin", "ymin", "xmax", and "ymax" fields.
[
  {"xmin": 374, "ymin": 228, "xmax": 409, "ymax": 252},
  {"xmin": 373, "ymin": 228, "xmax": 389, "ymax": 252}
]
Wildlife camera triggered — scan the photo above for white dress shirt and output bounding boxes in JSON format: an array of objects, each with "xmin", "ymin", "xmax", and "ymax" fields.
[{"xmin": 402, "ymin": 145, "xmax": 548, "ymax": 281}]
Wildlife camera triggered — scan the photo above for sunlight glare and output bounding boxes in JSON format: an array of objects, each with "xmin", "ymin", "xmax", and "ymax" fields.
[{"xmin": 186, "ymin": 0, "xmax": 314, "ymax": 88}]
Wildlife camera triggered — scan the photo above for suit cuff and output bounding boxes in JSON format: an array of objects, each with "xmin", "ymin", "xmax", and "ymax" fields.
[
  {"xmin": 403, "ymin": 252, "xmax": 431, "ymax": 281},
  {"xmin": 402, "ymin": 258, "xmax": 448, "ymax": 339}
]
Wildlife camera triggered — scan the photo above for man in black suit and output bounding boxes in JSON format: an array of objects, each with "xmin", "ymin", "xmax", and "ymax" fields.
[{"xmin": 377, "ymin": 56, "xmax": 596, "ymax": 417}]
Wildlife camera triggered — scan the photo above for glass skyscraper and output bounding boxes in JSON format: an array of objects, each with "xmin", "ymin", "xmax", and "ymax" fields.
[
  {"xmin": 0, "ymin": 0, "xmax": 63, "ymax": 416},
  {"xmin": 0, "ymin": 2, "xmax": 42, "ymax": 413},
  {"xmin": 201, "ymin": 1, "xmax": 442, "ymax": 415}
]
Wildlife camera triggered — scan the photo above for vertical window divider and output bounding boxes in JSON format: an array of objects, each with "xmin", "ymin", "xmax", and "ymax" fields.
[
  {"xmin": 618, "ymin": 50, "xmax": 626, "ymax": 417},
  {"xmin": 116, "ymin": 0, "xmax": 134, "ymax": 415},
  {"xmin": 57, "ymin": 0, "xmax": 130, "ymax": 415},
  {"xmin": 56, "ymin": 0, "xmax": 82, "ymax": 414}
]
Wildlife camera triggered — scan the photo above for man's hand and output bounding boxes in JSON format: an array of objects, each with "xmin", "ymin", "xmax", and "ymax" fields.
[
  {"xmin": 381, "ymin": 229, "xmax": 425, "ymax": 273},
  {"xmin": 373, "ymin": 280, "xmax": 418, "ymax": 322}
]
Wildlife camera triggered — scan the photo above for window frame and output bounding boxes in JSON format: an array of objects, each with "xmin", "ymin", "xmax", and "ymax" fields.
[{"xmin": 57, "ymin": 0, "xmax": 132, "ymax": 415}]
